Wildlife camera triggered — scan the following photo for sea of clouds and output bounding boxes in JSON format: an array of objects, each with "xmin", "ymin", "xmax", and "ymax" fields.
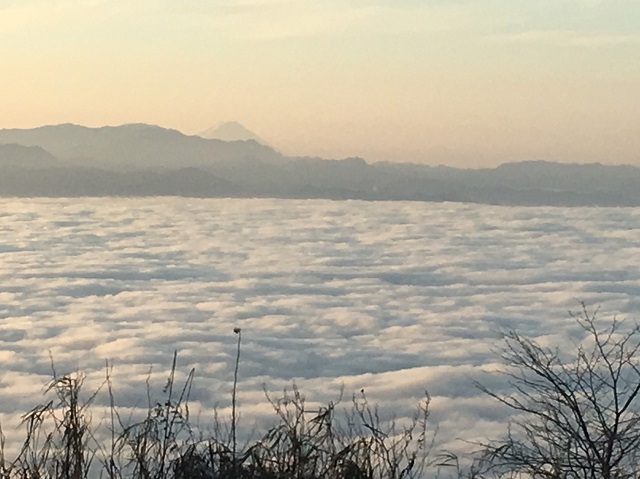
[{"xmin": 2, "ymin": 197, "xmax": 640, "ymax": 458}]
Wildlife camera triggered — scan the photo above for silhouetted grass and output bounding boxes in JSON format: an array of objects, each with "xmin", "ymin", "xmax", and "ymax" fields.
[{"xmin": 0, "ymin": 336, "xmax": 436, "ymax": 479}]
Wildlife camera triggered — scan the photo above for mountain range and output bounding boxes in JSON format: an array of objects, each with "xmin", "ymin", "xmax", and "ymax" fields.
[{"xmin": 1, "ymin": 123, "xmax": 639, "ymax": 206}]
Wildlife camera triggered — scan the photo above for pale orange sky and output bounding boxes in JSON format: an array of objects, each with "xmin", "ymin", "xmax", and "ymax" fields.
[{"xmin": 2, "ymin": 0, "xmax": 639, "ymax": 167}]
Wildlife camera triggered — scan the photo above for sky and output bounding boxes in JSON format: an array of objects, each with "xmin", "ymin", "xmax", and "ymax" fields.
[{"xmin": 1, "ymin": 0, "xmax": 639, "ymax": 167}]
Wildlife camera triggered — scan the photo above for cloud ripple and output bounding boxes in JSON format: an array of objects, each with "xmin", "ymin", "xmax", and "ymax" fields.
[{"xmin": 1, "ymin": 197, "xmax": 640, "ymax": 453}]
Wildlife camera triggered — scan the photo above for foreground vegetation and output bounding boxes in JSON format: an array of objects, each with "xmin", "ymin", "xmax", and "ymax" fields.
[{"xmin": 3, "ymin": 306, "xmax": 640, "ymax": 478}]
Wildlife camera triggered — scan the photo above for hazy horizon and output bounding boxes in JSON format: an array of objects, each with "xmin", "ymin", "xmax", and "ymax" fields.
[{"xmin": 2, "ymin": 1, "xmax": 638, "ymax": 167}]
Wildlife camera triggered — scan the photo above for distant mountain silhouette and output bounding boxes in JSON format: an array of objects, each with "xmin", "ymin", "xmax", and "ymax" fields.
[
  {"xmin": 0, "ymin": 166, "xmax": 240, "ymax": 197},
  {"xmin": 0, "ymin": 123, "xmax": 281, "ymax": 170},
  {"xmin": 1, "ymin": 123, "xmax": 640, "ymax": 206},
  {"xmin": 0, "ymin": 143, "xmax": 59, "ymax": 168},
  {"xmin": 199, "ymin": 121, "xmax": 267, "ymax": 145}
]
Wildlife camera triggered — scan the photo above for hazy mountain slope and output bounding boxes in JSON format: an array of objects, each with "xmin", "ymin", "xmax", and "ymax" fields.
[
  {"xmin": 0, "ymin": 124, "xmax": 282, "ymax": 170},
  {"xmin": 0, "ymin": 144, "xmax": 59, "ymax": 168},
  {"xmin": 2, "ymin": 123, "xmax": 640, "ymax": 205},
  {"xmin": 0, "ymin": 167, "xmax": 240, "ymax": 197},
  {"xmin": 492, "ymin": 161, "xmax": 640, "ymax": 197},
  {"xmin": 373, "ymin": 160, "xmax": 640, "ymax": 205}
]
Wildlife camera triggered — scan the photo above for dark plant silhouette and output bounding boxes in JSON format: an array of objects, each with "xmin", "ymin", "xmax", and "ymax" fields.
[
  {"xmin": 475, "ymin": 305, "xmax": 640, "ymax": 479},
  {"xmin": 0, "ymin": 330, "xmax": 435, "ymax": 478}
]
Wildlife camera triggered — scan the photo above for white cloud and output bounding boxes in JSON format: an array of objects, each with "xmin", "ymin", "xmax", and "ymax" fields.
[{"xmin": 1, "ymin": 197, "xmax": 640, "ymax": 457}]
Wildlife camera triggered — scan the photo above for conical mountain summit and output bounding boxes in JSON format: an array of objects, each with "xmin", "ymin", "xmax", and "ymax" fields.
[{"xmin": 199, "ymin": 121, "xmax": 266, "ymax": 144}]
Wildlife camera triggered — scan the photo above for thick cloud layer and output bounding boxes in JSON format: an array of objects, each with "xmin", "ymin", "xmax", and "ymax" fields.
[{"xmin": 1, "ymin": 198, "xmax": 639, "ymax": 454}]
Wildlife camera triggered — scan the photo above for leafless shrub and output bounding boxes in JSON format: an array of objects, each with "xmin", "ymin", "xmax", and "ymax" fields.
[{"xmin": 474, "ymin": 304, "xmax": 640, "ymax": 479}]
